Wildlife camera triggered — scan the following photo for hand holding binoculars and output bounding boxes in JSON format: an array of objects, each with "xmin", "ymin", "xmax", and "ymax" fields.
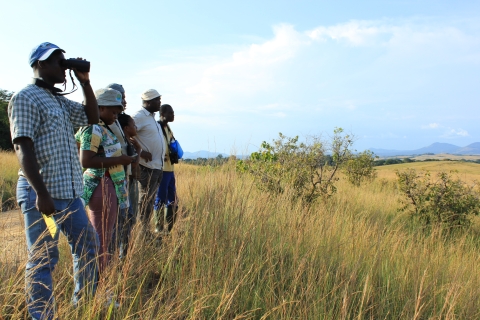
[{"xmin": 60, "ymin": 58, "xmax": 90, "ymax": 73}]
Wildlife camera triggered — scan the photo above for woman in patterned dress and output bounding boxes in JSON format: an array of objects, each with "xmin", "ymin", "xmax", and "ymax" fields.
[{"xmin": 76, "ymin": 88, "xmax": 135, "ymax": 273}]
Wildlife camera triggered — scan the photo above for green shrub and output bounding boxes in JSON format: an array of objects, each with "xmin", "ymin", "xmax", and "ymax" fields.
[
  {"xmin": 237, "ymin": 128, "xmax": 355, "ymax": 203},
  {"xmin": 0, "ymin": 89, "xmax": 14, "ymax": 151},
  {"xmin": 342, "ymin": 150, "xmax": 377, "ymax": 186},
  {"xmin": 396, "ymin": 169, "xmax": 480, "ymax": 230}
]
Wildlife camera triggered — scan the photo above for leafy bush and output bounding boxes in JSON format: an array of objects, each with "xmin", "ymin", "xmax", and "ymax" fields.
[
  {"xmin": 342, "ymin": 150, "xmax": 377, "ymax": 186},
  {"xmin": 396, "ymin": 169, "xmax": 480, "ymax": 230},
  {"xmin": 237, "ymin": 128, "xmax": 355, "ymax": 203},
  {"xmin": 0, "ymin": 89, "xmax": 14, "ymax": 151}
]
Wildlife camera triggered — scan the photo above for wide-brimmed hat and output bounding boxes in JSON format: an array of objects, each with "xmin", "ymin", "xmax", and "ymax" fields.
[
  {"xmin": 141, "ymin": 89, "xmax": 161, "ymax": 101},
  {"xmin": 95, "ymin": 88, "xmax": 124, "ymax": 108},
  {"xmin": 106, "ymin": 83, "xmax": 125, "ymax": 94}
]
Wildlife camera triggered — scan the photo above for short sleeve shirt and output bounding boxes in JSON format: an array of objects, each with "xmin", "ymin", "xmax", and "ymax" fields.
[
  {"xmin": 162, "ymin": 124, "xmax": 175, "ymax": 172},
  {"xmin": 8, "ymin": 84, "xmax": 88, "ymax": 199},
  {"xmin": 76, "ymin": 121, "xmax": 128, "ymax": 209},
  {"xmin": 132, "ymin": 108, "xmax": 165, "ymax": 170}
]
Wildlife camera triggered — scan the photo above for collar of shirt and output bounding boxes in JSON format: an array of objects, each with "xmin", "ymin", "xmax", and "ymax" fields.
[
  {"xmin": 140, "ymin": 107, "xmax": 157, "ymax": 117},
  {"xmin": 32, "ymin": 78, "xmax": 63, "ymax": 96}
]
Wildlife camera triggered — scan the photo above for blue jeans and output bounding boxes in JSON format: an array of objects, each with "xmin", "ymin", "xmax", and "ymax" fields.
[
  {"xmin": 17, "ymin": 176, "xmax": 99, "ymax": 320},
  {"xmin": 154, "ymin": 171, "xmax": 177, "ymax": 231},
  {"xmin": 154, "ymin": 171, "xmax": 176, "ymax": 210}
]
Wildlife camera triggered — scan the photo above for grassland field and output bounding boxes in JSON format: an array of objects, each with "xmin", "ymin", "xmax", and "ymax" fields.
[
  {"xmin": 2, "ymin": 150, "xmax": 480, "ymax": 319},
  {"xmin": 380, "ymin": 153, "xmax": 480, "ymax": 161},
  {"xmin": 0, "ymin": 150, "xmax": 19, "ymax": 211},
  {"xmin": 375, "ymin": 160, "xmax": 480, "ymax": 183}
]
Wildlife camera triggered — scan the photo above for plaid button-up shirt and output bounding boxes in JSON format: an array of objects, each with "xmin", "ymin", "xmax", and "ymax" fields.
[{"xmin": 8, "ymin": 84, "xmax": 89, "ymax": 199}]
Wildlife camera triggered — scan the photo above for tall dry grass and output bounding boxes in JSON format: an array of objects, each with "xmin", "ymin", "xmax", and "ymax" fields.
[
  {"xmin": 375, "ymin": 161, "xmax": 480, "ymax": 183},
  {"xmin": 1, "ymin": 161, "xmax": 480, "ymax": 319},
  {"xmin": 0, "ymin": 150, "xmax": 19, "ymax": 211}
]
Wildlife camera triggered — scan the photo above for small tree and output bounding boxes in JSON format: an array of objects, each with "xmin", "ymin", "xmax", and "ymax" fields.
[
  {"xmin": 0, "ymin": 89, "xmax": 14, "ymax": 150},
  {"xmin": 237, "ymin": 128, "xmax": 355, "ymax": 203},
  {"xmin": 396, "ymin": 169, "xmax": 480, "ymax": 230},
  {"xmin": 343, "ymin": 150, "xmax": 377, "ymax": 186}
]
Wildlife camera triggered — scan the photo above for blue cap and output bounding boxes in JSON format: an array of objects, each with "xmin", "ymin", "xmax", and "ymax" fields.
[{"xmin": 29, "ymin": 42, "xmax": 65, "ymax": 67}]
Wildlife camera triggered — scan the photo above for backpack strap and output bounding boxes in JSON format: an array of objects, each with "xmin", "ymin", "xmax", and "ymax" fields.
[
  {"xmin": 159, "ymin": 121, "xmax": 175, "ymax": 142},
  {"xmin": 112, "ymin": 120, "xmax": 129, "ymax": 144},
  {"xmin": 166, "ymin": 124, "xmax": 175, "ymax": 141}
]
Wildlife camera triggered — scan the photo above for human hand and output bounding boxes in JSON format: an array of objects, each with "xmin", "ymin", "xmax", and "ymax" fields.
[
  {"xmin": 36, "ymin": 193, "xmax": 56, "ymax": 216},
  {"xmin": 141, "ymin": 151, "xmax": 152, "ymax": 162},
  {"xmin": 129, "ymin": 137, "xmax": 141, "ymax": 150},
  {"xmin": 118, "ymin": 154, "xmax": 136, "ymax": 165},
  {"xmin": 72, "ymin": 57, "xmax": 90, "ymax": 84}
]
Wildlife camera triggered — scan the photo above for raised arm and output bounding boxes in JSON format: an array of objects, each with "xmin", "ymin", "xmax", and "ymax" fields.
[{"xmin": 73, "ymin": 58, "xmax": 98, "ymax": 124}]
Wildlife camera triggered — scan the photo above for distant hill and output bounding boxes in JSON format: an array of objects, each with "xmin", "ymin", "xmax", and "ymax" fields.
[
  {"xmin": 369, "ymin": 142, "xmax": 480, "ymax": 157},
  {"xmin": 456, "ymin": 142, "xmax": 480, "ymax": 155},
  {"xmin": 182, "ymin": 150, "xmax": 230, "ymax": 159},
  {"xmin": 183, "ymin": 143, "xmax": 480, "ymax": 159}
]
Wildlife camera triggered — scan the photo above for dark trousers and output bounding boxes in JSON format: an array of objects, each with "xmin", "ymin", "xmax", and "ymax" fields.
[
  {"xmin": 154, "ymin": 171, "xmax": 177, "ymax": 231},
  {"xmin": 137, "ymin": 165, "xmax": 162, "ymax": 229}
]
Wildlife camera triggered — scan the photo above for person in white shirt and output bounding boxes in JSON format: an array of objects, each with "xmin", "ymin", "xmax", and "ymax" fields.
[{"xmin": 132, "ymin": 89, "xmax": 165, "ymax": 231}]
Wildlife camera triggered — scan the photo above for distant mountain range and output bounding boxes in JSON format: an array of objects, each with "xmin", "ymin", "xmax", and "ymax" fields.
[
  {"xmin": 182, "ymin": 143, "xmax": 480, "ymax": 159},
  {"xmin": 369, "ymin": 142, "xmax": 480, "ymax": 157},
  {"xmin": 182, "ymin": 150, "xmax": 230, "ymax": 159}
]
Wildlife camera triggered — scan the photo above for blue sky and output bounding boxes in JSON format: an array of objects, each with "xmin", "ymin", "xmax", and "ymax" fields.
[{"xmin": 1, "ymin": 0, "xmax": 480, "ymax": 154}]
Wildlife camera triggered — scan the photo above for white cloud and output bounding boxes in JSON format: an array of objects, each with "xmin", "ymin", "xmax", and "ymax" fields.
[
  {"xmin": 346, "ymin": 102, "xmax": 357, "ymax": 110},
  {"xmin": 125, "ymin": 18, "xmax": 480, "ymax": 151},
  {"xmin": 306, "ymin": 19, "xmax": 480, "ymax": 66},
  {"xmin": 442, "ymin": 128, "xmax": 469, "ymax": 137},
  {"xmin": 420, "ymin": 123, "xmax": 470, "ymax": 138},
  {"xmin": 177, "ymin": 114, "xmax": 228, "ymax": 127},
  {"xmin": 184, "ymin": 24, "xmax": 309, "ymax": 107},
  {"xmin": 307, "ymin": 20, "xmax": 388, "ymax": 46},
  {"xmin": 271, "ymin": 112, "xmax": 287, "ymax": 118},
  {"xmin": 258, "ymin": 103, "xmax": 281, "ymax": 110},
  {"xmin": 135, "ymin": 18, "xmax": 480, "ymax": 115},
  {"xmin": 421, "ymin": 123, "xmax": 440, "ymax": 129}
]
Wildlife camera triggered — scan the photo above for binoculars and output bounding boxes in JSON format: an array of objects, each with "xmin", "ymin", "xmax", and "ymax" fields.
[{"xmin": 60, "ymin": 58, "xmax": 90, "ymax": 73}]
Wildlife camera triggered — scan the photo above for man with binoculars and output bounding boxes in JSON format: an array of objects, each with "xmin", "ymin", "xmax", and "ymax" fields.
[{"xmin": 8, "ymin": 42, "xmax": 99, "ymax": 320}]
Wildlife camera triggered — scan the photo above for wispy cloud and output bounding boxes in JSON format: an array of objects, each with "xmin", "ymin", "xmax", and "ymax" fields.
[
  {"xmin": 420, "ymin": 123, "xmax": 469, "ymax": 138},
  {"xmin": 271, "ymin": 112, "xmax": 287, "ymax": 118},
  {"xmin": 128, "ymin": 18, "xmax": 480, "ymax": 151},
  {"xmin": 442, "ymin": 128, "xmax": 469, "ymax": 138},
  {"xmin": 421, "ymin": 123, "xmax": 440, "ymax": 129},
  {"xmin": 258, "ymin": 103, "xmax": 281, "ymax": 110},
  {"xmin": 307, "ymin": 20, "xmax": 389, "ymax": 46},
  {"xmin": 184, "ymin": 24, "xmax": 309, "ymax": 106}
]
